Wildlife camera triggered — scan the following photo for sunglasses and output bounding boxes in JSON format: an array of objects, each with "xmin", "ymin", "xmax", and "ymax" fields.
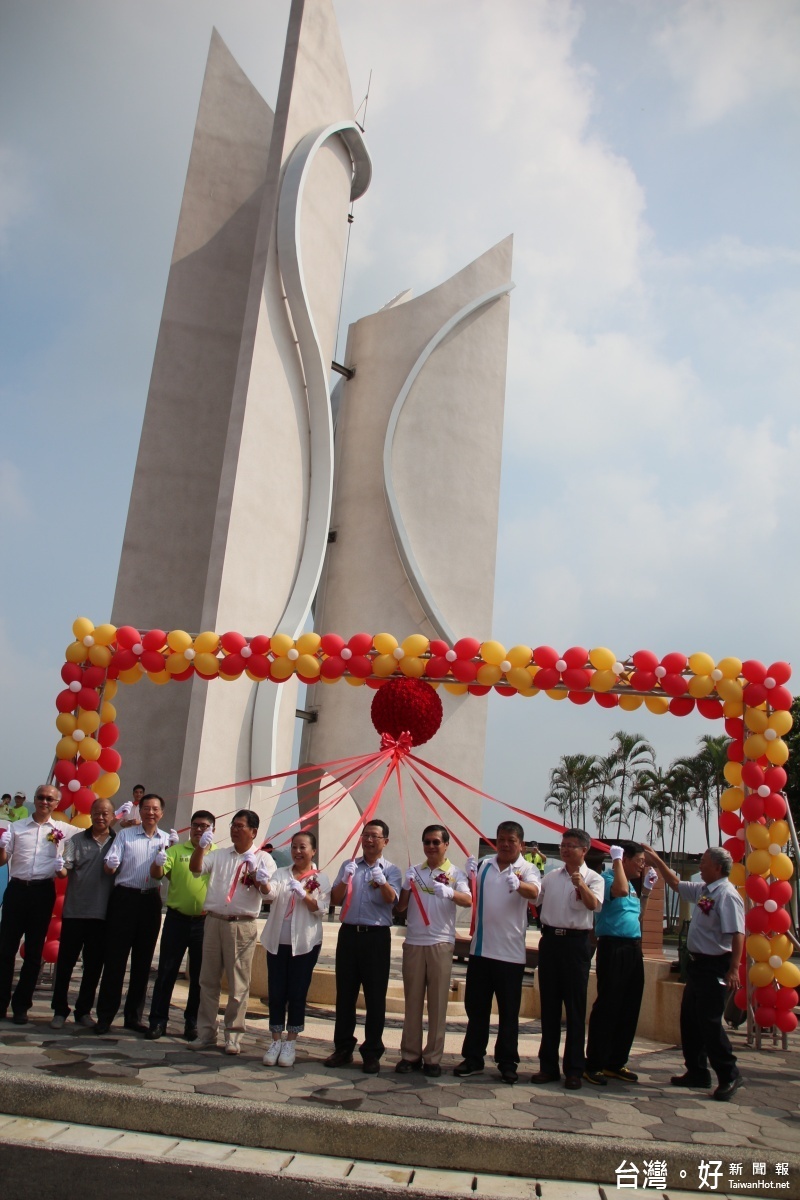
[{"xmin": 423, "ymin": 839, "xmax": 444, "ymax": 846}]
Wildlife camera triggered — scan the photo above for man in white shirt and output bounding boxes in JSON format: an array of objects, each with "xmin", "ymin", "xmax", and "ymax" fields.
[
  {"xmin": 0, "ymin": 784, "xmax": 70, "ymax": 1024},
  {"xmin": 454, "ymin": 822, "xmax": 541, "ymax": 1085},
  {"xmin": 190, "ymin": 809, "xmax": 275, "ymax": 1054},
  {"xmin": 531, "ymin": 828, "xmax": 604, "ymax": 1091},
  {"xmin": 395, "ymin": 825, "xmax": 472, "ymax": 1078}
]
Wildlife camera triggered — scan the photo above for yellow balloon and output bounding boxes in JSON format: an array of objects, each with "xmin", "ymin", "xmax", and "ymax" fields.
[
  {"xmin": 56, "ymin": 713, "xmax": 77, "ymax": 735},
  {"xmin": 749, "ymin": 962, "xmax": 774, "ymax": 987},
  {"xmin": 744, "ymin": 707, "xmax": 769, "ymax": 733},
  {"xmin": 746, "ymin": 849, "xmax": 771, "ymax": 876},
  {"xmin": 76, "ymin": 710, "xmax": 100, "ymax": 735},
  {"xmin": 507, "ymin": 644, "xmax": 533, "ymax": 668},
  {"xmin": 92, "ymin": 623, "xmax": 117, "ymax": 647},
  {"xmin": 194, "ymin": 652, "xmax": 220, "ymax": 677},
  {"xmin": 743, "ymin": 733, "xmax": 768, "ymax": 760},
  {"xmin": 51, "ymin": 810, "xmax": 71, "ymax": 824},
  {"xmin": 688, "ymin": 652, "xmax": 715, "ymax": 676},
  {"xmin": 775, "ymin": 961, "xmax": 800, "ymax": 988},
  {"xmin": 766, "ymin": 738, "xmax": 789, "ymax": 766},
  {"xmin": 769, "ymin": 820, "xmax": 790, "ymax": 847},
  {"xmin": 728, "ymin": 862, "xmax": 746, "ymax": 886},
  {"xmin": 167, "ymin": 629, "xmax": 192, "ymax": 654},
  {"xmin": 746, "ymin": 934, "xmax": 771, "ymax": 962},
  {"xmin": 402, "ymin": 634, "xmax": 429, "ymax": 658},
  {"xmin": 546, "ymin": 688, "xmax": 568, "ymax": 701},
  {"xmin": 93, "ymin": 772, "xmax": 120, "ymax": 799},
  {"xmin": 165, "ymin": 652, "xmax": 188, "ymax": 675},
  {"xmin": 296, "ymin": 654, "xmax": 320, "ymax": 679},
  {"xmin": 507, "ymin": 667, "xmax": 533, "ymax": 692},
  {"xmin": 770, "ymin": 934, "xmax": 793, "ymax": 962},
  {"xmin": 590, "ymin": 670, "xmax": 616, "ymax": 693},
  {"xmin": 716, "ymin": 678, "xmax": 743, "ymax": 702},
  {"xmin": 343, "ymin": 674, "xmax": 365, "ymax": 687},
  {"xmin": 104, "ymin": 680, "xmax": 118, "ymax": 700},
  {"xmin": 118, "ymin": 666, "xmax": 143, "ymax": 684},
  {"xmin": 65, "ymin": 640, "xmax": 89, "ymax": 664},
  {"xmin": 443, "ymin": 682, "xmax": 467, "ymax": 695},
  {"xmin": 100, "ymin": 702, "xmax": 117, "ymax": 723},
  {"xmin": 70, "ymin": 812, "xmax": 92, "ymax": 829},
  {"xmin": 88, "ymin": 644, "xmax": 113, "ymax": 668},
  {"xmin": 619, "ymin": 695, "xmax": 643, "ymax": 711},
  {"xmin": 56, "ymin": 736, "xmax": 78, "ymax": 760},
  {"xmin": 72, "ymin": 617, "xmax": 94, "ymax": 640},
  {"xmin": 270, "ymin": 633, "xmax": 294, "ymax": 658},
  {"xmin": 477, "ymin": 663, "xmax": 502, "ymax": 686},
  {"xmin": 193, "ymin": 631, "xmax": 219, "ymax": 655},
  {"xmin": 320, "ymin": 674, "xmax": 339, "ymax": 686},
  {"xmin": 687, "ymin": 675, "xmax": 714, "ymax": 698},
  {"xmin": 645, "ymin": 696, "xmax": 669, "ymax": 715},
  {"xmin": 372, "ymin": 632, "xmax": 398, "ymax": 655},
  {"xmin": 746, "ymin": 823, "xmax": 770, "ymax": 850},
  {"xmin": 588, "ymin": 646, "xmax": 616, "ymax": 671},
  {"xmin": 270, "ymin": 656, "xmax": 295, "ymax": 680},
  {"xmin": 372, "ymin": 654, "xmax": 399, "ymax": 678},
  {"xmin": 716, "ymin": 656, "xmax": 743, "ymax": 680},
  {"xmin": 771, "ymin": 854, "xmax": 794, "ymax": 881},
  {"xmin": 296, "ymin": 632, "xmax": 321, "ymax": 656},
  {"xmin": 722, "ymin": 699, "xmax": 743, "ymax": 718},
  {"xmin": 79, "ymin": 737, "xmax": 101, "ymax": 762},
  {"xmin": 399, "ymin": 656, "xmax": 425, "ymax": 679},
  {"xmin": 720, "ymin": 787, "xmax": 744, "ymax": 812},
  {"xmin": 147, "ymin": 670, "xmax": 170, "ymax": 685},
  {"xmin": 768, "ymin": 710, "xmax": 793, "ymax": 737},
  {"xmin": 723, "ymin": 762, "xmax": 743, "ymax": 786},
  {"xmin": 480, "ymin": 640, "xmax": 506, "ymax": 667}
]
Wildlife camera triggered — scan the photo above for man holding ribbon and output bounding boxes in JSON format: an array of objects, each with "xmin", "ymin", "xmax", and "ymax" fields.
[
  {"xmin": 190, "ymin": 809, "xmax": 275, "ymax": 1055},
  {"xmin": 454, "ymin": 822, "xmax": 541, "ymax": 1085},
  {"xmin": 325, "ymin": 819, "xmax": 402, "ymax": 1074},
  {"xmin": 394, "ymin": 824, "xmax": 471, "ymax": 1077}
]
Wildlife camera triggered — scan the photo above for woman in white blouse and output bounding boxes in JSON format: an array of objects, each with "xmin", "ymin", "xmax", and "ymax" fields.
[{"xmin": 260, "ymin": 831, "xmax": 330, "ymax": 1067}]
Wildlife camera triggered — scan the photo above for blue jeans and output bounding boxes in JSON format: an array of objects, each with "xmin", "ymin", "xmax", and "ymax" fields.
[{"xmin": 267, "ymin": 942, "xmax": 321, "ymax": 1033}]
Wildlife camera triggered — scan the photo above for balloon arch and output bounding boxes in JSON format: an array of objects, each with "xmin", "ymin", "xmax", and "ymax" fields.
[{"xmin": 44, "ymin": 617, "xmax": 798, "ymax": 1044}]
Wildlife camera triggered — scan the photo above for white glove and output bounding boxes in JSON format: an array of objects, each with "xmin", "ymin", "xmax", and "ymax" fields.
[
  {"xmin": 105, "ymin": 848, "xmax": 121, "ymax": 871},
  {"xmin": 506, "ymin": 867, "xmax": 521, "ymax": 892},
  {"xmin": 465, "ymin": 855, "xmax": 478, "ymax": 877},
  {"xmin": 199, "ymin": 828, "xmax": 214, "ymax": 849},
  {"xmin": 168, "ymin": 828, "xmax": 179, "ymax": 846},
  {"xmin": 54, "ymin": 854, "xmax": 65, "ymax": 873},
  {"xmin": 610, "ymin": 845, "xmax": 624, "ymax": 862},
  {"xmin": 404, "ymin": 866, "xmax": 416, "ymax": 888},
  {"xmin": 342, "ymin": 860, "xmax": 357, "ymax": 879},
  {"xmin": 154, "ymin": 849, "xmax": 167, "ymax": 867},
  {"xmin": 255, "ymin": 860, "xmax": 272, "ymax": 886},
  {"xmin": 433, "ymin": 881, "xmax": 454, "ymax": 900},
  {"xmin": 288, "ymin": 877, "xmax": 306, "ymax": 896},
  {"xmin": 370, "ymin": 865, "xmax": 387, "ymax": 886},
  {"xmin": 240, "ymin": 850, "xmax": 257, "ymax": 872},
  {"xmin": 115, "ymin": 801, "xmax": 133, "ymax": 820},
  {"xmin": 0, "ymin": 830, "xmax": 10, "ymax": 850},
  {"xmin": 644, "ymin": 867, "xmax": 658, "ymax": 890}
]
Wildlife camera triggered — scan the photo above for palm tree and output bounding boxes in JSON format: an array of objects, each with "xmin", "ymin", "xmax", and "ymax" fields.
[
  {"xmin": 591, "ymin": 752, "xmax": 620, "ymax": 841},
  {"xmin": 610, "ymin": 731, "xmax": 655, "ymax": 839},
  {"xmin": 630, "ymin": 766, "xmax": 674, "ymax": 845},
  {"xmin": 675, "ymin": 734, "xmax": 729, "ymax": 845},
  {"xmin": 546, "ymin": 754, "xmax": 597, "ymax": 830}
]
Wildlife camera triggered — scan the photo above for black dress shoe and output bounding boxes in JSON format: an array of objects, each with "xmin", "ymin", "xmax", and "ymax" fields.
[
  {"xmin": 124, "ymin": 1020, "xmax": 149, "ymax": 1034},
  {"xmin": 714, "ymin": 1075, "xmax": 743, "ymax": 1102},
  {"xmin": 583, "ymin": 1069, "xmax": 607, "ymax": 1086},
  {"xmin": 453, "ymin": 1059, "xmax": 484, "ymax": 1077},
  {"xmin": 530, "ymin": 1070, "xmax": 560, "ymax": 1084},
  {"xmin": 11, "ymin": 1013, "xmax": 28, "ymax": 1026},
  {"xmin": 498, "ymin": 1064, "xmax": 518, "ymax": 1085},
  {"xmin": 422, "ymin": 1063, "xmax": 442, "ymax": 1078},
  {"xmin": 94, "ymin": 1021, "xmax": 112, "ymax": 1035},
  {"xmin": 324, "ymin": 1048, "xmax": 354, "ymax": 1068},
  {"xmin": 670, "ymin": 1071, "xmax": 712, "ymax": 1088},
  {"xmin": 395, "ymin": 1058, "xmax": 423, "ymax": 1074},
  {"xmin": 564, "ymin": 1075, "xmax": 582, "ymax": 1090},
  {"xmin": 145, "ymin": 1023, "xmax": 166, "ymax": 1040},
  {"xmin": 184, "ymin": 1026, "xmax": 198, "ymax": 1042},
  {"xmin": 361, "ymin": 1058, "xmax": 380, "ymax": 1074}
]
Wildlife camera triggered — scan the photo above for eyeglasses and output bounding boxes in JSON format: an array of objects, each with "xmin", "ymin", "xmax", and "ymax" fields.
[
  {"xmin": 35, "ymin": 795, "xmax": 57, "ymax": 803},
  {"xmin": 230, "ymin": 822, "xmax": 250, "ymax": 832},
  {"xmin": 191, "ymin": 822, "xmax": 212, "ymax": 831},
  {"xmin": 423, "ymin": 839, "xmax": 443, "ymax": 846},
  {"xmin": 362, "ymin": 833, "xmax": 384, "ymax": 840}
]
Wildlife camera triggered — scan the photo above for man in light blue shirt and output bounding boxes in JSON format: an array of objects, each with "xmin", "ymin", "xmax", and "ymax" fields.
[{"xmin": 584, "ymin": 841, "xmax": 646, "ymax": 1086}]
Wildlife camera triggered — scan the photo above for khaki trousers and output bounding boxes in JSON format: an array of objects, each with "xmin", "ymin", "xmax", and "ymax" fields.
[
  {"xmin": 196, "ymin": 916, "xmax": 257, "ymax": 1049},
  {"xmin": 400, "ymin": 941, "xmax": 454, "ymax": 1065}
]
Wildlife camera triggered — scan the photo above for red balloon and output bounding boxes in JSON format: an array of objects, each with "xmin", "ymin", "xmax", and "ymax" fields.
[
  {"xmin": 745, "ymin": 874, "xmax": 770, "ymax": 902},
  {"xmin": 776, "ymin": 1010, "xmax": 798, "ymax": 1033},
  {"xmin": 220, "ymin": 631, "xmax": 246, "ymax": 654},
  {"xmin": 47, "ymin": 919, "xmax": 62, "ymax": 941},
  {"xmin": 348, "ymin": 633, "xmax": 373, "ymax": 657},
  {"xmin": 57, "ymin": 789, "xmax": 73, "ymax": 811},
  {"xmin": 61, "ymin": 663, "xmax": 83, "ymax": 686},
  {"xmin": 562, "ymin": 668, "xmax": 590, "ymax": 690},
  {"xmin": 140, "ymin": 649, "xmax": 166, "ymax": 673},
  {"xmin": 741, "ymin": 795, "xmax": 765, "ymax": 822},
  {"xmin": 754, "ymin": 1005, "xmax": 776, "ymax": 1028},
  {"xmin": 630, "ymin": 669, "xmax": 657, "ymax": 691},
  {"xmin": 365, "ymin": 678, "xmax": 386, "ymax": 690},
  {"xmin": 743, "ymin": 682, "xmax": 767, "ymax": 708},
  {"xmin": 532, "ymin": 645, "xmax": 559, "ymax": 669},
  {"xmin": 77, "ymin": 687, "xmax": 100, "ymax": 712},
  {"xmin": 669, "ymin": 697, "xmax": 695, "ymax": 716},
  {"xmin": 661, "ymin": 652, "xmax": 687, "ymax": 674},
  {"xmin": 55, "ymin": 689, "xmax": 78, "ymax": 714},
  {"xmin": 567, "ymin": 689, "xmax": 592, "ymax": 705},
  {"xmin": 454, "ymin": 637, "xmax": 481, "ymax": 660},
  {"xmin": 719, "ymin": 812, "xmax": 743, "ymax": 836},
  {"xmin": 764, "ymin": 766, "xmax": 787, "ymax": 792},
  {"xmin": 98, "ymin": 748, "xmax": 122, "ymax": 773},
  {"xmin": 348, "ymin": 655, "xmax": 373, "ymax": 679},
  {"xmin": 742, "ymin": 659, "xmax": 767, "ymax": 684},
  {"xmin": 595, "ymin": 693, "xmax": 619, "ymax": 708},
  {"xmin": 632, "ymin": 649, "xmax": 659, "ymax": 672},
  {"xmin": 52, "ymin": 894, "xmax": 65, "ymax": 917},
  {"xmin": 661, "ymin": 672, "xmax": 688, "ymax": 697},
  {"xmin": 243, "ymin": 654, "xmax": 269, "ymax": 680},
  {"xmin": 97, "ymin": 721, "xmax": 119, "ymax": 747},
  {"xmin": 425, "ymin": 655, "xmax": 450, "ymax": 678},
  {"xmin": 768, "ymin": 685, "xmax": 793, "ymax": 711},
  {"xmin": 320, "ymin": 656, "xmax": 345, "ymax": 679},
  {"xmin": 111, "ymin": 648, "xmax": 137, "ymax": 672},
  {"xmin": 82, "ymin": 666, "xmax": 106, "ymax": 689},
  {"xmin": 532, "ymin": 667, "xmax": 559, "ymax": 690},
  {"xmin": 451, "ymin": 658, "xmax": 478, "ymax": 683},
  {"xmin": 722, "ymin": 837, "xmax": 745, "ymax": 862},
  {"xmin": 753, "ymin": 984, "xmax": 776, "ymax": 1006},
  {"xmin": 741, "ymin": 762, "xmax": 765, "ymax": 789},
  {"xmin": 250, "ymin": 635, "xmax": 270, "ymax": 655},
  {"xmin": 142, "ymin": 628, "xmax": 167, "ymax": 652},
  {"xmin": 696, "ymin": 698, "xmax": 723, "ymax": 719},
  {"xmin": 115, "ymin": 625, "xmax": 140, "ymax": 649},
  {"xmin": 745, "ymin": 906, "xmax": 769, "ymax": 933},
  {"xmin": 726, "ymin": 740, "xmax": 744, "ymax": 763},
  {"xmin": 495, "ymin": 685, "xmax": 517, "ymax": 697},
  {"xmin": 220, "ymin": 653, "xmax": 245, "ymax": 678},
  {"xmin": 733, "ymin": 986, "xmax": 748, "ymax": 1011},
  {"xmin": 562, "ymin": 646, "xmax": 588, "ymax": 669},
  {"xmin": 76, "ymin": 760, "xmax": 101, "ymax": 786},
  {"xmin": 41, "ymin": 939, "xmax": 60, "ymax": 965},
  {"xmin": 320, "ymin": 633, "xmax": 345, "ymax": 657},
  {"xmin": 764, "ymin": 793, "xmax": 787, "ymax": 819},
  {"xmin": 72, "ymin": 787, "xmax": 96, "ymax": 814},
  {"xmin": 53, "ymin": 760, "xmax": 77, "ymax": 785},
  {"xmin": 775, "ymin": 988, "xmax": 798, "ymax": 1011},
  {"xmin": 724, "ymin": 717, "xmax": 744, "ymax": 738},
  {"xmin": 296, "ymin": 670, "xmax": 319, "ymax": 686},
  {"xmin": 767, "ymin": 661, "xmax": 792, "ymax": 685},
  {"xmin": 171, "ymin": 667, "xmax": 194, "ymax": 681},
  {"xmin": 467, "ymin": 684, "xmax": 492, "ymax": 696},
  {"xmin": 768, "ymin": 908, "xmax": 791, "ymax": 934},
  {"xmin": 429, "ymin": 640, "xmax": 450, "ymax": 657},
  {"xmin": 769, "ymin": 880, "xmax": 793, "ymax": 906}
]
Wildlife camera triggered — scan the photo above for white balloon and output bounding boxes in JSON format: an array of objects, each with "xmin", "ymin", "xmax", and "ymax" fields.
[
  {"xmin": 445, "ymin": 650, "xmax": 457, "ymax": 663},
  {"xmin": 500, "ymin": 660, "xmax": 511, "ymax": 673},
  {"xmin": 184, "ymin": 647, "xmax": 196, "ymax": 660},
  {"xmin": 82, "ymin": 635, "xmax": 95, "ymax": 647},
  {"xmin": 758, "ymin": 785, "xmax": 770, "ymax": 797},
  {"xmin": 392, "ymin": 647, "xmax": 405, "ymax": 660},
  {"xmin": 73, "ymin": 729, "xmax": 85, "ymax": 742},
  {"xmin": 555, "ymin": 659, "xmax": 567, "ymax": 672},
  {"xmin": 133, "ymin": 642, "xmax": 144, "ymax": 655},
  {"xmin": 768, "ymin": 844, "xmax": 782, "ymax": 856},
  {"xmin": 764, "ymin": 729, "xmax": 777, "ymax": 741},
  {"xmin": 764, "ymin": 677, "xmax": 776, "ymax": 689},
  {"xmin": 68, "ymin": 779, "xmax": 80, "ymax": 792},
  {"xmin": 240, "ymin": 646, "xmax": 252, "ymax": 659},
  {"xmin": 654, "ymin": 666, "xmax": 666, "ymax": 679},
  {"xmin": 341, "ymin": 648, "xmax": 352, "ymax": 660},
  {"xmin": 711, "ymin": 669, "xmax": 723, "ymax": 681},
  {"xmin": 769, "ymin": 955, "xmax": 783, "ymax": 969},
  {"xmin": 764, "ymin": 900, "xmax": 778, "ymax": 913},
  {"xmin": 69, "ymin": 681, "xmax": 81, "ymax": 693},
  {"xmin": 287, "ymin": 648, "xmax": 299, "ymax": 661}
]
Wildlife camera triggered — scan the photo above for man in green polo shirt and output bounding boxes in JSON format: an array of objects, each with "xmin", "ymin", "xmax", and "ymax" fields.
[
  {"xmin": 9, "ymin": 793, "xmax": 29, "ymax": 822},
  {"xmin": 146, "ymin": 810, "xmax": 216, "ymax": 1040}
]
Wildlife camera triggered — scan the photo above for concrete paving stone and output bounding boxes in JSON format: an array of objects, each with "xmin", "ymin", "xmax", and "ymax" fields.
[
  {"xmin": 108, "ymin": 1131, "xmax": 181, "ymax": 1156},
  {"xmin": 473, "ymin": 1175, "xmax": 538, "ymax": 1199},
  {"xmin": 689, "ymin": 1132, "xmax": 751, "ymax": 1148},
  {"xmin": 193, "ymin": 1081, "xmax": 243, "ymax": 1097},
  {"xmin": 437, "ymin": 1106, "xmax": 498, "ymax": 1126},
  {"xmin": 0, "ymin": 1117, "xmax": 71, "ymax": 1142},
  {"xmin": 348, "ymin": 1162, "xmax": 414, "ymax": 1187},
  {"xmin": 411, "ymin": 1167, "xmax": 476, "ymax": 1194},
  {"xmin": 282, "ymin": 1152, "xmax": 354, "ymax": 1179},
  {"xmin": 603, "ymin": 1108, "xmax": 666, "ymax": 1129},
  {"xmin": 224, "ymin": 1147, "xmax": 294, "ymax": 1173},
  {"xmin": 164, "ymin": 1139, "xmax": 237, "ymax": 1164},
  {"xmin": 577, "ymin": 1120, "xmax": 656, "ymax": 1140},
  {"xmin": 537, "ymin": 1182, "xmax": 601, "ymax": 1199},
  {"xmin": 50, "ymin": 1124, "xmax": 124, "ymax": 1150},
  {"xmin": 485, "ymin": 1108, "xmax": 538, "ymax": 1130},
  {"xmin": 0, "ymin": 1114, "xmax": 19, "ymax": 1129}
]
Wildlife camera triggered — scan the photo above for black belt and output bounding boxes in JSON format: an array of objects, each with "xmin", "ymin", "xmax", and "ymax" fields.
[
  {"xmin": 167, "ymin": 908, "xmax": 206, "ymax": 921},
  {"xmin": 344, "ymin": 923, "xmax": 390, "ymax": 934},
  {"xmin": 598, "ymin": 935, "xmax": 641, "ymax": 943},
  {"xmin": 117, "ymin": 885, "xmax": 162, "ymax": 897},
  {"xmin": 688, "ymin": 951, "xmax": 729, "ymax": 963},
  {"xmin": 9, "ymin": 877, "xmax": 54, "ymax": 887},
  {"xmin": 541, "ymin": 925, "xmax": 589, "ymax": 938}
]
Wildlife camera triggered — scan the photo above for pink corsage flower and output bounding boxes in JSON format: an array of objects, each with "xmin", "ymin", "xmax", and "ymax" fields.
[
  {"xmin": 697, "ymin": 894, "xmax": 714, "ymax": 915},
  {"xmin": 47, "ymin": 829, "xmax": 65, "ymax": 846},
  {"xmin": 304, "ymin": 876, "xmax": 320, "ymax": 894}
]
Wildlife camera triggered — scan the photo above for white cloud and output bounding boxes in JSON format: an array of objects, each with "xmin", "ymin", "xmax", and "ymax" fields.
[{"xmin": 655, "ymin": 0, "xmax": 800, "ymax": 125}]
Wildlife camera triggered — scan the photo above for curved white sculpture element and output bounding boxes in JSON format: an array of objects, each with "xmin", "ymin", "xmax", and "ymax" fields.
[
  {"xmin": 382, "ymin": 282, "xmax": 514, "ymax": 645},
  {"xmin": 250, "ymin": 122, "xmax": 371, "ymax": 779}
]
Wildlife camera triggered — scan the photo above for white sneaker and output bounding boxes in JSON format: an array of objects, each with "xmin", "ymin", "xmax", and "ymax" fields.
[
  {"xmin": 262, "ymin": 1040, "xmax": 282, "ymax": 1066},
  {"xmin": 50, "ymin": 1015, "xmax": 66, "ymax": 1030},
  {"xmin": 278, "ymin": 1040, "xmax": 296, "ymax": 1067},
  {"xmin": 76, "ymin": 1014, "xmax": 96, "ymax": 1028},
  {"xmin": 224, "ymin": 1042, "xmax": 240, "ymax": 1056}
]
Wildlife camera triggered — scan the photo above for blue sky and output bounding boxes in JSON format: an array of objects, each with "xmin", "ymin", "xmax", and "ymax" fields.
[{"xmin": 1, "ymin": 1, "xmax": 798, "ymax": 850}]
